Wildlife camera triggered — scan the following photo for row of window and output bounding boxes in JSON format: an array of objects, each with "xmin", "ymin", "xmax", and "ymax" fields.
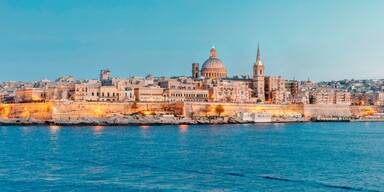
[
  {"xmin": 203, "ymin": 73, "xmax": 226, "ymax": 78},
  {"xmin": 90, "ymin": 92, "xmax": 120, "ymax": 97},
  {"xmin": 169, "ymin": 93, "xmax": 208, "ymax": 98}
]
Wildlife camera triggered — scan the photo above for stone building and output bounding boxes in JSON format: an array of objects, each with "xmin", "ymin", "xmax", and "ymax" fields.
[
  {"xmin": 134, "ymin": 87, "xmax": 164, "ymax": 102},
  {"xmin": 15, "ymin": 82, "xmax": 75, "ymax": 103},
  {"xmin": 353, "ymin": 92, "xmax": 384, "ymax": 106},
  {"xmin": 265, "ymin": 76, "xmax": 286, "ymax": 104},
  {"xmin": 158, "ymin": 77, "xmax": 198, "ymax": 90},
  {"xmin": 164, "ymin": 89, "xmax": 209, "ymax": 102},
  {"xmin": 208, "ymin": 79, "xmax": 253, "ymax": 103},
  {"xmin": 98, "ymin": 86, "xmax": 123, "ymax": 102},
  {"xmin": 334, "ymin": 91, "xmax": 352, "ymax": 105},
  {"xmin": 15, "ymin": 88, "xmax": 45, "ymax": 103},
  {"xmin": 285, "ymin": 80, "xmax": 300, "ymax": 103},
  {"xmin": 310, "ymin": 89, "xmax": 351, "ymax": 105}
]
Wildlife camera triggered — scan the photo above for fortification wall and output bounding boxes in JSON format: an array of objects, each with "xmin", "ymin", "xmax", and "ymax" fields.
[
  {"xmin": 51, "ymin": 101, "xmax": 181, "ymax": 121},
  {"xmin": 303, "ymin": 104, "xmax": 351, "ymax": 117},
  {"xmin": 0, "ymin": 102, "xmax": 383, "ymax": 124},
  {"xmin": 350, "ymin": 105, "xmax": 384, "ymax": 116},
  {"xmin": 184, "ymin": 102, "xmax": 304, "ymax": 117},
  {"xmin": 0, "ymin": 102, "xmax": 53, "ymax": 120}
]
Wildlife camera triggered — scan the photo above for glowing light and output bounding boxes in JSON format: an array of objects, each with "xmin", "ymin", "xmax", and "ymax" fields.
[
  {"xmin": 93, "ymin": 106, "xmax": 106, "ymax": 117},
  {"xmin": 31, "ymin": 96, "xmax": 42, "ymax": 101},
  {"xmin": 20, "ymin": 107, "xmax": 31, "ymax": 119},
  {"xmin": 141, "ymin": 110, "xmax": 155, "ymax": 116},
  {"xmin": 0, "ymin": 105, "xmax": 11, "ymax": 119},
  {"xmin": 362, "ymin": 108, "xmax": 375, "ymax": 116}
]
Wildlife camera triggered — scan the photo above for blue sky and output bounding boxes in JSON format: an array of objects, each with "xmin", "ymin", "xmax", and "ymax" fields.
[{"xmin": 0, "ymin": 0, "xmax": 383, "ymax": 81}]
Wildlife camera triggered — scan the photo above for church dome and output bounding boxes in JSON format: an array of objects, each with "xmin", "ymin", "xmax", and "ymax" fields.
[{"xmin": 201, "ymin": 47, "xmax": 228, "ymax": 79}]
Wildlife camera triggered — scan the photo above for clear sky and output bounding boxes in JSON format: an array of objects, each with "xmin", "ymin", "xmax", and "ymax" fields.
[{"xmin": 1, "ymin": 0, "xmax": 384, "ymax": 82}]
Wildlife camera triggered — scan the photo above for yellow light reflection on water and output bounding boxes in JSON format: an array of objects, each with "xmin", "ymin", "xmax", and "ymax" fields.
[
  {"xmin": 179, "ymin": 124, "xmax": 189, "ymax": 134},
  {"xmin": 93, "ymin": 125, "xmax": 104, "ymax": 135},
  {"xmin": 140, "ymin": 125, "xmax": 151, "ymax": 129},
  {"xmin": 49, "ymin": 125, "xmax": 60, "ymax": 134}
]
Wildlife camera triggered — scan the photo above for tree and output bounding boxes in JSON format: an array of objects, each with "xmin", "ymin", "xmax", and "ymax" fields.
[
  {"xmin": 215, "ymin": 105, "xmax": 225, "ymax": 116},
  {"xmin": 256, "ymin": 98, "xmax": 262, "ymax": 103}
]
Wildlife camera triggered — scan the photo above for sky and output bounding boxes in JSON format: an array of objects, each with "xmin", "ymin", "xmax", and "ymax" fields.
[{"xmin": 0, "ymin": 0, "xmax": 384, "ymax": 82}]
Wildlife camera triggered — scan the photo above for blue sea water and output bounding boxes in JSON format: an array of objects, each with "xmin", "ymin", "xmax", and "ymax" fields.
[{"xmin": 0, "ymin": 123, "xmax": 384, "ymax": 192}]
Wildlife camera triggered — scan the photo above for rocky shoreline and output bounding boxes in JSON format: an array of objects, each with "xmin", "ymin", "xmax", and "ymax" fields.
[
  {"xmin": 0, "ymin": 115, "xmax": 383, "ymax": 126},
  {"xmin": 0, "ymin": 115, "xmax": 311, "ymax": 126}
]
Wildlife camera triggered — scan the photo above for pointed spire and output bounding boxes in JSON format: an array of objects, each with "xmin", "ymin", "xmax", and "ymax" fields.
[{"xmin": 256, "ymin": 43, "xmax": 262, "ymax": 65}]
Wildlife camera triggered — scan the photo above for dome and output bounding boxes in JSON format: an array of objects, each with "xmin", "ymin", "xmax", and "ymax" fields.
[
  {"xmin": 201, "ymin": 47, "xmax": 228, "ymax": 79},
  {"xmin": 202, "ymin": 58, "xmax": 225, "ymax": 70}
]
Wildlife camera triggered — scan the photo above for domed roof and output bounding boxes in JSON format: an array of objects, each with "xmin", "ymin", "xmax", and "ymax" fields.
[
  {"xmin": 200, "ymin": 47, "xmax": 228, "ymax": 79},
  {"xmin": 202, "ymin": 57, "xmax": 226, "ymax": 70}
]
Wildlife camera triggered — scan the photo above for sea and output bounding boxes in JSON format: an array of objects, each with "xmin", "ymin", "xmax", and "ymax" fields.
[{"xmin": 0, "ymin": 123, "xmax": 384, "ymax": 192}]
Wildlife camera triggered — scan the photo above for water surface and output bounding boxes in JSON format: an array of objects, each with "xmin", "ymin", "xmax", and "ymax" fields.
[{"xmin": 1, "ymin": 123, "xmax": 384, "ymax": 191}]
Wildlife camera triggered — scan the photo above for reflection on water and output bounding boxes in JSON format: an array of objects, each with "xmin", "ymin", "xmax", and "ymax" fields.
[
  {"xmin": 21, "ymin": 126, "xmax": 32, "ymax": 135},
  {"xmin": 48, "ymin": 125, "xmax": 60, "ymax": 154},
  {"xmin": 179, "ymin": 124, "xmax": 188, "ymax": 134},
  {"xmin": 93, "ymin": 125, "xmax": 104, "ymax": 135},
  {"xmin": 49, "ymin": 125, "xmax": 60, "ymax": 134},
  {"xmin": 140, "ymin": 125, "xmax": 151, "ymax": 138},
  {"xmin": 140, "ymin": 125, "xmax": 151, "ymax": 129}
]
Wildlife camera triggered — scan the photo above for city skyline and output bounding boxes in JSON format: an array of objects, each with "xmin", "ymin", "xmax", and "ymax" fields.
[{"xmin": 1, "ymin": 0, "xmax": 384, "ymax": 81}]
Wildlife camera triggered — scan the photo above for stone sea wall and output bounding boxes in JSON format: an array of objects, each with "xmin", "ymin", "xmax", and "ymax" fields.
[
  {"xmin": 303, "ymin": 104, "xmax": 352, "ymax": 117},
  {"xmin": 0, "ymin": 102, "xmax": 53, "ymax": 121},
  {"xmin": 0, "ymin": 101, "xmax": 383, "ymax": 124},
  {"xmin": 183, "ymin": 102, "xmax": 304, "ymax": 117}
]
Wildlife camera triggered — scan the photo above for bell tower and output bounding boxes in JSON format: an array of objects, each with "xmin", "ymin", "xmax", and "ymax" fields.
[
  {"xmin": 192, "ymin": 63, "xmax": 200, "ymax": 79},
  {"xmin": 253, "ymin": 44, "xmax": 265, "ymax": 101}
]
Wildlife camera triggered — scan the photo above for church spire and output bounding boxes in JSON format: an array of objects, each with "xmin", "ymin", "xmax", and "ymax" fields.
[{"xmin": 256, "ymin": 43, "xmax": 263, "ymax": 65}]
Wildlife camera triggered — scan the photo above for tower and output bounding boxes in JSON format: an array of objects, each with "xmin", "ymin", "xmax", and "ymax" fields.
[
  {"xmin": 253, "ymin": 44, "xmax": 265, "ymax": 101},
  {"xmin": 100, "ymin": 69, "xmax": 112, "ymax": 86},
  {"xmin": 192, "ymin": 63, "xmax": 200, "ymax": 79}
]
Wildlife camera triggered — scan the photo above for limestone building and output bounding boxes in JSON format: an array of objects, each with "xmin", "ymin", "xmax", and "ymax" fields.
[
  {"xmin": 207, "ymin": 79, "xmax": 253, "ymax": 103},
  {"xmin": 265, "ymin": 76, "xmax": 286, "ymax": 104}
]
